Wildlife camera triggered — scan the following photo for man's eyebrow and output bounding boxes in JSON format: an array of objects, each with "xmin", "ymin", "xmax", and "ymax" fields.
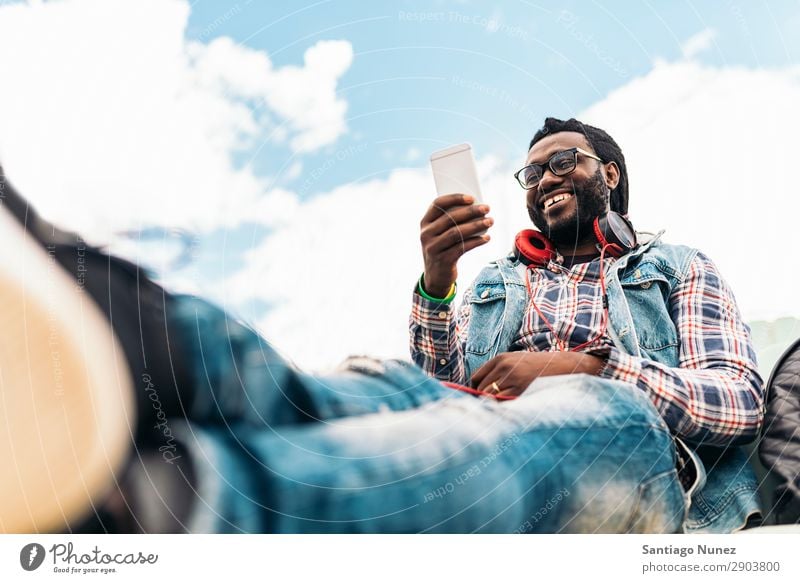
[{"xmin": 526, "ymin": 148, "xmax": 561, "ymax": 166}]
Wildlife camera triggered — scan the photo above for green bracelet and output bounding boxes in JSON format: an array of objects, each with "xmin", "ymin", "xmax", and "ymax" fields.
[{"xmin": 417, "ymin": 274, "xmax": 457, "ymax": 303}]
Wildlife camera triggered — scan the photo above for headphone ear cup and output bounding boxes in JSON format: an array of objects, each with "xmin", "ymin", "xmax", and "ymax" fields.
[
  {"xmin": 514, "ymin": 229, "xmax": 556, "ymax": 267},
  {"xmin": 593, "ymin": 212, "xmax": 638, "ymax": 258}
]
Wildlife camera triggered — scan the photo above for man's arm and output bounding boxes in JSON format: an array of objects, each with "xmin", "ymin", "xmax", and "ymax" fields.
[
  {"xmin": 410, "ymin": 192, "xmax": 493, "ymax": 383},
  {"xmin": 409, "ymin": 282, "xmax": 472, "ymax": 384},
  {"xmin": 599, "ymin": 251, "xmax": 764, "ymax": 447}
]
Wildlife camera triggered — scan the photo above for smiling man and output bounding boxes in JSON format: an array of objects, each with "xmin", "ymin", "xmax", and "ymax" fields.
[{"xmin": 410, "ymin": 117, "xmax": 765, "ymax": 532}]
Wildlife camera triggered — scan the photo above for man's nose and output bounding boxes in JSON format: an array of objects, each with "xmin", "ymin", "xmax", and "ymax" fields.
[{"xmin": 537, "ymin": 167, "xmax": 565, "ymax": 195}]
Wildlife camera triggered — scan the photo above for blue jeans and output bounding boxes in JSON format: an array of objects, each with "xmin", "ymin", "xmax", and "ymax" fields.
[{"xmin": 164, "ymin": 295, "xmax": 686, "ymax": 533}]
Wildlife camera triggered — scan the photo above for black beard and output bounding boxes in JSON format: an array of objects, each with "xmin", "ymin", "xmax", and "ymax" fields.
[{"xmin": 527, "ymin": 169, "xmax": 610, "ymax": 249}]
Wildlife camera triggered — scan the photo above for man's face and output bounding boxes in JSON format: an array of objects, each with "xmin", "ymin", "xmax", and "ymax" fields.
[{"xmin": 525, "ymin": 132, "xmax": 613, "ymax": 248}]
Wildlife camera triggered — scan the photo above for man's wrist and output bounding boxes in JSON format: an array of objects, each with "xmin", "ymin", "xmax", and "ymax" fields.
[
  {"xmin": 584, "ymin": 346, "xmax": 610, "ymax": 376},
  {"xmin": 596, "ymin": 347, "xmax": 641, "ymax": 385},
  {"xmin": 580, "ymin": 352, "xmax": 607, "ymax": 376},
  {"xmin": 417, "ymin": 274, "xmax": 456, "ymax": 303}
]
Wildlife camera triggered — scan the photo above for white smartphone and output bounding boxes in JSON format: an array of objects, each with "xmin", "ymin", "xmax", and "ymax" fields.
[{"xmin": 429, "ymin": 143, "xmax": 483, "ymax": 203}]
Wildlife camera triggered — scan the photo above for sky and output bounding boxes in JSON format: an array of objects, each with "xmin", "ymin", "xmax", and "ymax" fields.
[{"xmin": 1, "ymin": 0, "xmax": 799, "ymax": 370}]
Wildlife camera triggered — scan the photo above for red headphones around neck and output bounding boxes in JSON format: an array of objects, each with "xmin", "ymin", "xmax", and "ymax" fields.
[{"xmin": 513, "ymin": 212, "xmax": 638, "ymax": 267}]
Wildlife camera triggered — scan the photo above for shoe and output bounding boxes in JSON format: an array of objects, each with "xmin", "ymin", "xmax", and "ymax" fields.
[{"xmin": 0, "ymin": 204, "xmax": 135, "ymax": 533}]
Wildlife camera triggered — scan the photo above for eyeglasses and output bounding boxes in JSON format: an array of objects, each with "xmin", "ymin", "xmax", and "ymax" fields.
[{"xmin": 514, "ymin": 147, "xmax": 603, "ymax": 190}]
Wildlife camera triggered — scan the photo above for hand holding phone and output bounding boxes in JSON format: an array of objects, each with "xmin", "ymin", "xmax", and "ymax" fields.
[{"xmin": 419, "ymin": 143, "xmax": 492, "ymax": 298}]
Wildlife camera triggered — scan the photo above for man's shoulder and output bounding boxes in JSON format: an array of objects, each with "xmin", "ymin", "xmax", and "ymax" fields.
[
  {"xmin": 644, "ymin": 239, "xmax": 698, "ymax": 258},
  {"xmin": 466, "ymin": 254, "xmax": 520, "ymax": 287},
  {"xmin": 639, "ymin": 238, "xmax": 700, "ymax": 276},
  {"xmin": 473, "ymin": 253, "xmax": 518, "ymax": 271}
]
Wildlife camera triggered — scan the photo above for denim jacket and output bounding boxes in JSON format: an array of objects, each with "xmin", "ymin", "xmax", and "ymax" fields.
[{"xmin": 460, "ymin": 232, "xmax": 761, "ymax": 533}]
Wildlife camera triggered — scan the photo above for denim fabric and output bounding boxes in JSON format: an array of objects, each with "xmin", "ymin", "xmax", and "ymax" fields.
[
  {"xmin": 166, "ymin": 295, "xmax": 684, "ymax": 533},
  {"xmin": 461, "ymin": 233, "xmax": 694, "ymax": 378},
  {"xmin": 459, "ymin": 235, "xmax": 761, "ymax": 533},
  {"xmin": 168, "ymin": 296, "xmax": 451, "ymax": 427}
]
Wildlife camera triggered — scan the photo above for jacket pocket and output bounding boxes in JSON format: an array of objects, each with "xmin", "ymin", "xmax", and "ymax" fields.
[
  {"xmin": 465, "ymin": 283, "xmax": 506, "ymax": 356},
  {"xmin": 620, "ymin": 270, "xmax": 679, "ymax": 354},
  {"xmin": 469, "ymin": 282, "xmax": 506, "ymax": 304}
]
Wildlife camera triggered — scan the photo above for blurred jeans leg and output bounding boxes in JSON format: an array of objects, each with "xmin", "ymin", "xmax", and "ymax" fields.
[
  {"xmin": 174, "ymin": 373, "xmax": 685, "ymax": 533},
  {"xmin": 122, "ymin": 294, "xmax": 465, "ymax": 533},
  {"xmin": 167, "ymin": 294, "xmax": 458, "ymax": 427}
]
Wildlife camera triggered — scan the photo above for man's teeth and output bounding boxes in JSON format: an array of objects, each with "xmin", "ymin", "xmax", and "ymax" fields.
[{"xmin": 544, "ymin": 193, "xmax": 571, "ymax": 209}]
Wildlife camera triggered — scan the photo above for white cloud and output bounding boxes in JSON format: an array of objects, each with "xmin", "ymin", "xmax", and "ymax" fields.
[
  {"xmin": 223, "ymin": 155, "xmax": 524, "ymax": 370},
  {"xmin": 228, "ymin": 57, "xmax": 800, "ymax": 370},
  {"xmin": 0, "ymin": 0, "xmax": 351, "ymax": 240},
  {"xmin": 188, "ymin": 36, "xmax": 353, "ymax": 153},
  {"xmin": 267, "ymin": 40, "xmax": 354, "ymax": 153},
  {"xmin": 285, "ymin": 161, "xmax": 303, "ymax": 181},
  {"xmin": 580, "ymin": 59, "xmax": 800, "ymax": 322},
  {"xmin": 680, "ymin": 28, "xmax": 717, "ymax": 60}
]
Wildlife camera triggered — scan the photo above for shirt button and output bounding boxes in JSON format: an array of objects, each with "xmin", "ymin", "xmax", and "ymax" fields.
[
  {"xmin": 438, "ymin": 311, "xmax": 448, "ymax": 319},
  {"xmin": 439, "ymin": 358, "xmax": 447, "ymax": 365},
  {"xmin": 480, "ymin": 290, "xmax": 490, "ymax": 299},
  {"xmin": 641, "ymin": 281, "xmax": 652, "ymax": 289}
]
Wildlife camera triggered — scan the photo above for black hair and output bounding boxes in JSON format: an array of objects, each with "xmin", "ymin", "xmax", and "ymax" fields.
[{"xmin": 529, "ymin": 117, "xmax": 629, "ymax": 215}]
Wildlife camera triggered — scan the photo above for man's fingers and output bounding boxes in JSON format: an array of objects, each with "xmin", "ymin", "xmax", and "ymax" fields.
[
  {"xmin": 436, "ymin": 234, "xmax": 491, "ymax": 261},
  {"xmin": 427, "ymin": 217, "xmax": 493, "ymax": 253},
  {"xmin": 476, "ymin": 358, "xmax": 519, "ymax": 394},
  {"xmin": 426, "ymin": 203, "xmax": 490, "ymax": 237},
  {"xmin": 421, "ymin": 194, "xmax": 476, "ymax": 224},
  {"xmin": 470, "ymin": 360, "xmax": 492, "ymax": 388},
  {"xmin": 473, "ymin": 363, "xmax": 501, "ymax": 393},
  {"xmin": 497, "ymin": 387, "xmax": 522, "ymax": 399}
]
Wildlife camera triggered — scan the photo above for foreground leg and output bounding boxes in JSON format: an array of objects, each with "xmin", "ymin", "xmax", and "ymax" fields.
[
  {"xmin": 86, "ymin": 296, "xmax": 465, "ymax": 532},
  {"xmin": 174, "ymin": 373, "xmax": 686, "ymax": 533},
  {"xmin": 166, "ymin": 295, "xmax": 455, "ymax": 427}
]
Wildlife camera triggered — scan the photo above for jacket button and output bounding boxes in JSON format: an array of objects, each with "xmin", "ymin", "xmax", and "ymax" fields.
[
  {"xmin": 439, "ymin": 358, "xmax": 447, "ymax": 365},
  {"xmin": 641, "ymin": 281, "xmax": 652, "ymax": 289},
  {"xmin": 480, "ymin": 290, "xmax": 490, "ymax": 299},
  {"xmin": 438, "ymin": 311, "xmax": 448, "ymax": 319}
]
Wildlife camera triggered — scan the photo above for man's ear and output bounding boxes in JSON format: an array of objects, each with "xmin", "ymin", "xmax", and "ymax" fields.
[{"xmin": 603, "ymin": 161, "xmax": 620, "ymax": 190}]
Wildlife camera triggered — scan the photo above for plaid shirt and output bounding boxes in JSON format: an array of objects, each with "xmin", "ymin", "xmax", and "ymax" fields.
[{"xmin": 409, "ymin": 252, "xmax": 764, "ymax": 446}]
